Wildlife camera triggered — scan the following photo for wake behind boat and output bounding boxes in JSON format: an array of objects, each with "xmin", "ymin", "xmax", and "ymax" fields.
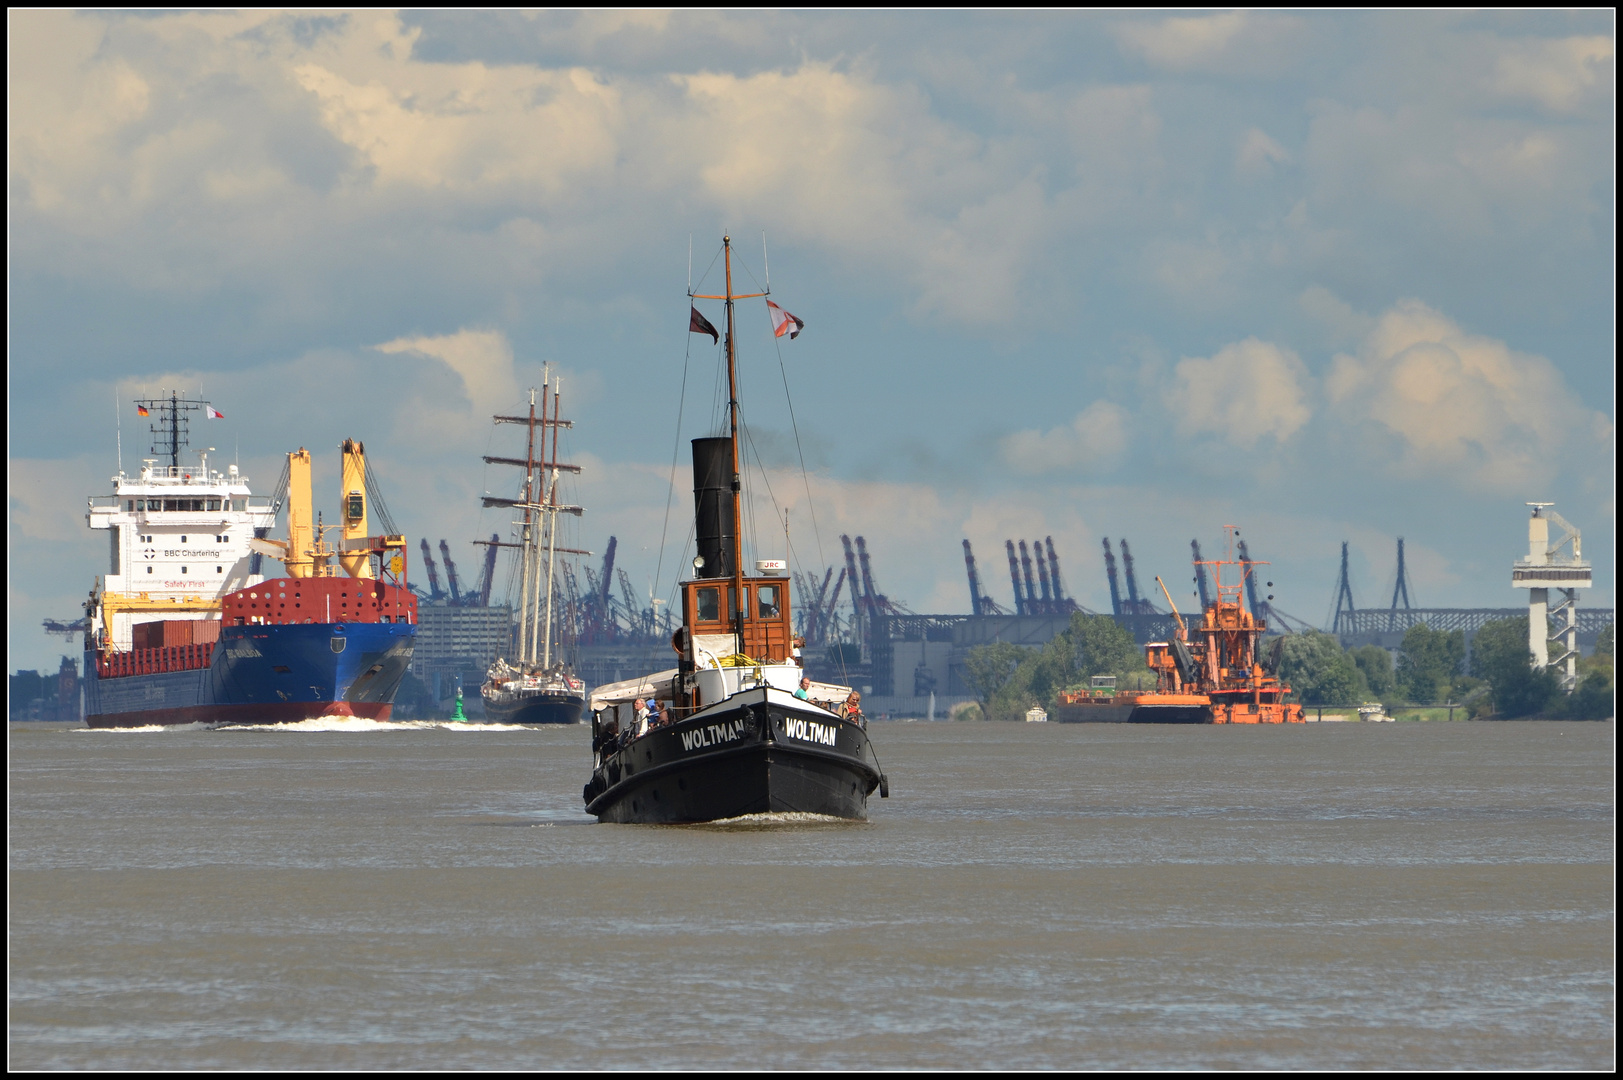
[{"xmin": 582, "ymin": 236, "xmax": 887, "ymax": 823}]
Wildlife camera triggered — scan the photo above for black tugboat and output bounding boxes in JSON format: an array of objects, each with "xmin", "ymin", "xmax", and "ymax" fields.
[{"xmin": 582, "ymin": 236, "xmax": 888, "ymax": 823}]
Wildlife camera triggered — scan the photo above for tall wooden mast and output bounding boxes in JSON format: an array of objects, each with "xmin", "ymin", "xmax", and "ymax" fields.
[
  {"xmin": 723, "ymin": 238, "xmax": 744, "ymax": 647},
  {"xmin": 692, "ymin": 235, "xmax": 769, "ymax": 650}
]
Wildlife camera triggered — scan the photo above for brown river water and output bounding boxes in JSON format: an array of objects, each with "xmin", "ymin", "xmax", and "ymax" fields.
[{"xmin": 8, "ymin": 718, "xmax": 1613, "ymax": 1069}]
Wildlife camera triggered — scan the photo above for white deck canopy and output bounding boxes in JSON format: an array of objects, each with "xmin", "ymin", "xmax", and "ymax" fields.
[{"xmin": 589, "ymin": 669, "xmax": 679, "ymax": 712}]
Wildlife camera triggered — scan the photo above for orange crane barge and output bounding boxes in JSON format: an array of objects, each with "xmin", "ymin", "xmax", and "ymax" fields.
[{"xmin": 1056, "ymin": 526, "xmax": 1304, "ymax": 724}]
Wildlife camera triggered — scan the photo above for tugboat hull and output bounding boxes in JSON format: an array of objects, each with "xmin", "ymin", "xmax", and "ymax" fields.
[{"xmin": 585, "ymin": 689, "xmax": 880, "ymax": 823}]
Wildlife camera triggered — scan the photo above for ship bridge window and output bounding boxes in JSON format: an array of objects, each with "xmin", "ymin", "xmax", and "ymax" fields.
[
  {"xmin": 135, "ymin": 500, "xmax": 145, "ymax": 511},
  {"xmin": 695, "ymin": 587, "xmax": 720, "ymax": 622},
  {"xmin": 207, "ymin": 499, "xmax": 220, "ymax": 511},
  {"xmin": 757, "ymin": 584, "xmax": 780, "ymax": 619}
]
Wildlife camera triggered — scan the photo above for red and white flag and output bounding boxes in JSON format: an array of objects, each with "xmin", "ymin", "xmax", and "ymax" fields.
[
  {"xmin": 766, "ymin": 300, "xmax": 804, "ymax": 340},
  {"xmin": 205, "ymin": 406, "xmax": 224, "ymax": 419}
]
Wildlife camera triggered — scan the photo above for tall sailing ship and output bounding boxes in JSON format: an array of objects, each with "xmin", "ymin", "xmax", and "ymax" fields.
[
  {"xmin": 83, "ymin": 394, "xmax": 416, "ymax": 727},
  {"xmin": 581, "ymin": 236, "xmax": 888, "ymax": 823},
  {"xmin": 479, "ymin": 371, "xmax": 587, "ymax": 725}
]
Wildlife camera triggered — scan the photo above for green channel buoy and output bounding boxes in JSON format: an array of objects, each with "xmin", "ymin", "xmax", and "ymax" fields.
[{"xmin": 450, "ymin": 686, "xmax": 468, "ymax": 723}]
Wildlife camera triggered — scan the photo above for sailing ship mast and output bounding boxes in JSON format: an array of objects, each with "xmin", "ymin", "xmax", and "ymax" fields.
[
  {"xmin": 482, "ymin": 367, "xmax": 584, "ymax": 672},
  {"xmin": 690, "ymin": 234, "xmax": 767, "ymax": 653},
  {"xmin": 517, "ymin": 385, "xmax": 540, "ymax": 663},
  {"xmin": 542, "ymin": 376, "xmax": 562, "ymax": 668}
]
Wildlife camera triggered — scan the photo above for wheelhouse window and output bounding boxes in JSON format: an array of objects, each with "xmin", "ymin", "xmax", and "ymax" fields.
[
  {"xmin": 695, "ymin": 587, "xmax": 720, "ymax": 622},
  {"xmin": 757, "ymin": 584, "xmax": 780, "ymax": 618}
]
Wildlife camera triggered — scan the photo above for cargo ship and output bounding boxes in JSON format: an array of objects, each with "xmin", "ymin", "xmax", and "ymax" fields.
[
  {"xmin": 82, "ymin": 394, "xmax": 416, "ymax": 728},
  {"xmin": 478, "ymin": 371, "xmax": 587, "ymax": 724},
  {"xmin": 1055, "ymin": 526, "xmax": 1303, "ymax": 724},
  {"xmin": 581, "ymin": 235, "xmax": 888, "ymax": 822}
]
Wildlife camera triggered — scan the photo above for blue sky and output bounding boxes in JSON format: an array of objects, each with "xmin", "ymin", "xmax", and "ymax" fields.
[{"xmin": 9, "ymin": 10, "xmax": 1615, "ymax": 672}]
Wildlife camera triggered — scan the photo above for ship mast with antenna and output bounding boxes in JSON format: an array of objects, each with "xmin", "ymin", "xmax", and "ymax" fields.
[{"xmin": 690, "ymin": 234, "xmax": 769, "ymax": 651}]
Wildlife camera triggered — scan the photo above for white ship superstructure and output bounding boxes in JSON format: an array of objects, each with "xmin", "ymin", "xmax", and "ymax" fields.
[{"xmin": 85, "ymin": 455, "xmax": 276, "ymax": 651}]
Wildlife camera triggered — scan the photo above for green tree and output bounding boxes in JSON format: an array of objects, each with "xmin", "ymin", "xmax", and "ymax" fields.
[
  {"xmin": 1469, "ymin": 616, "xmax": 1558, "ymax": 718},
  {"xmin": 1549, "ymin": 622, "xmax": 1614, "ymax": 720},
  {"xmin": 962, "ymin": 641, "xmax": 1031, "ymax": 707},
  {"xmin": 1397, "ymin": 624, "xmax": 1465, "ymax": 704},
  {"xmin": 1552, "ymin": 667, "xmax": 1613, "ymax": 720},
  {"xmin": 1278, "ymin": 631, "xmax": 1365, "ymax": 704},
  {"xmin": 1350, "ymin": 645, "xmax": 1396, "ymax": 697},
  {"xmin": 978, "ymin": 613, "xmax": 1152, "ymax": 721},
  {"xmin": 987, "ymin": 632, "xmax": 1079, "ymax": 721},
  {"xmin": 1069, "ymin": 613, "xmax": 1143, "ymax": 680}
]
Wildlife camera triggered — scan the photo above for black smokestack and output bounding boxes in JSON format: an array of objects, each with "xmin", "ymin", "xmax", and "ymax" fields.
[{"xmin": 691, "ymin": 437, "xmax": 735, "ymax": 580}]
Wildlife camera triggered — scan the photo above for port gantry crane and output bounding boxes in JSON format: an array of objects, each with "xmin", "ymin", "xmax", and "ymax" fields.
[
  {"xmin": 1018, "ymin": 541, "xmax": 1040, "ymax": 613},
  {"xmin": 1102, "ymin": 537, "xmax": 1124, "ymax": 616},
  {"xmin": 438, "ymin": 540, "xmax": 462, "ymax": 604},
  {"xmin": 420, "ymin": 539, "xmax": 446, "ymax": 602},
  {"xmin": 1033, "ymin": 540, "xmax": 1053, "ymax": 608},
  {"xmin": 1044, "ymin": 537, "xmax": 1075, "ymax": 614},
  {"xmin": 1004, "ymin": 540, "xmax": 1024, "ymax": 615},
  {"xmin": 1191, "ymin": 539, "xmax": 1212, "ymax": 609}
]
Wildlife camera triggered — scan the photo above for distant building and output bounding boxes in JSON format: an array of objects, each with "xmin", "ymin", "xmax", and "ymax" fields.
[
  {"xmin": 9, "ymin": 657, "xmax": 81, "ymax": 722},
  {"xmin": 411, "ymin": 604, "xmax": 513, "ymax": 685}
]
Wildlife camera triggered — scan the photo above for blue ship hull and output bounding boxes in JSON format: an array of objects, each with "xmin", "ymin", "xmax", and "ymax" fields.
[{"xmin": 85, "ymin": 622, "xmax": 415, "ymax": 727}]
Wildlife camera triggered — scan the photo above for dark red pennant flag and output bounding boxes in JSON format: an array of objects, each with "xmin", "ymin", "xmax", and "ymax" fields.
[{"xmin": 689, "ymin": 306, "xmax": 719, "ymax": 344}]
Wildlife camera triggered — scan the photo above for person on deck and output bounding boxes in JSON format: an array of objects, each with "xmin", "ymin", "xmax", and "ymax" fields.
[
  {"xmin": 633, "ymin": 698, "xmax": 650, "ymax": 738},
  {"xmin": 794, "ymin": 677, "xmax": 812, "ymax": 701},
  {"xmin": 841, "ymin": 690, "xmax": 864, "ymax": 726}
]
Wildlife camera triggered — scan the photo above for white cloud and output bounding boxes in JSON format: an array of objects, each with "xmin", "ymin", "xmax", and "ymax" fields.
[
  {"xmin": 292, "ymin": 55, "xmax": 625, "ymax": 192},
  {"xmin": 1303, "ymin": 99, "xmax": 1599, "ymax": 240},
  {"xmin": 1168, "ymin": 338, "xmax": 1312, "ymax": 448},
  {"xmin": 999, "ymin": 401, "xmax": 1130, "ymax": 475},
  {"xmin": 1492, "ymin": 34, "xmax": 1614, "ymax": 113},
  {"xmin": 1298, "ymin": 285, "xmax": 1373, "ymax": 346},
  {"xmin": 1235, "ymin": 127, "xmax": 1290, "ymax": 178},
  {"xmin": 1326, "ymin": 299, "xmax": 1610, "ymax": 489},
  {"xmin": 373, "ymin": 328, "xmax": 517, "ymax": 415},
  {"xmin": 1113, "ymin": 12, "xmax": 1308, "ymax": 75}
]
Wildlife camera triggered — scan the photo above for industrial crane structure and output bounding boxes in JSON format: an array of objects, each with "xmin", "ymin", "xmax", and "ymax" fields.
[
  {"xmin": 1007, "ymin": 540, "xmax": 1027, "ymax": 615},
  {"xmin": 1192, "ymin": 539, "xmax": 1212, "ymax": 609},
  {"xmin": 438, "ymin": 539, "xmax": 462, "ymax": 604},
  {"xmin": 1102, "ymin": 537, "xmax": 1123, "ymax": 616},
  {"xmin": 420, "ymin": 538, "xmax": 446, "ymax": 602}
]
